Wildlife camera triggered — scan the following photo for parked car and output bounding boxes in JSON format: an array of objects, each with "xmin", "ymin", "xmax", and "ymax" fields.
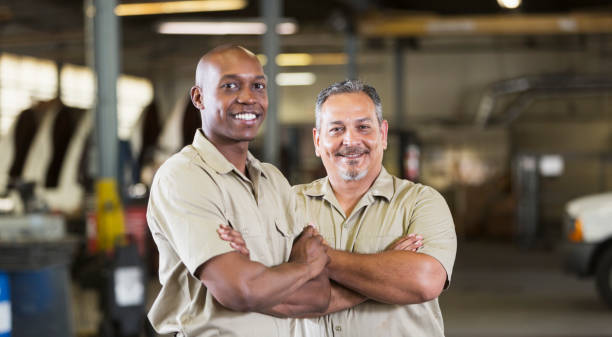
[{"xmin": 563, "ymin": 192, "xmax": 612, "ymax": 308}]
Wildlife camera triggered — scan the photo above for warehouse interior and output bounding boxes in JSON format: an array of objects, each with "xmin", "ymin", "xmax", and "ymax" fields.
[{"xmin": 1, "ymin": 0, "xmax": 612, "ymax": 336}]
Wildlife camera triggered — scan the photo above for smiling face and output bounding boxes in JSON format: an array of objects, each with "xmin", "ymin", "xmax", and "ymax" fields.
[
  {"xmin": 314, "ymin": 92, "xmax": 388, "ymax": 185},
  {"xmin": 191, "ymin": 47, "xmax": 268, "ymax": 146}
]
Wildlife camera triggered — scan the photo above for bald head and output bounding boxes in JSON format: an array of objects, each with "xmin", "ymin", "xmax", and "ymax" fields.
[{"xmin": 195, "ymin": 45, "xmax": 261, "ymax": 89}]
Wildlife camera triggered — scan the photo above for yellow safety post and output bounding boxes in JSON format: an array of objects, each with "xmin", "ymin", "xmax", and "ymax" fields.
[{"xmin": 95, "ymin": 178, "xmax": 126, "ymax": 252}]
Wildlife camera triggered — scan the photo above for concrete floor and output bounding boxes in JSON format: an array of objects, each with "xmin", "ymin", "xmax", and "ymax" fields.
[{"xmin": 441, "ymin": 241, "xmax": 612, "ymax": 337}]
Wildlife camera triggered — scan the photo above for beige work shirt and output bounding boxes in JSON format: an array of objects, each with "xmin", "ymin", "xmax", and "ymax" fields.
[
  {"xmin": 147, "ymin": 130, "xmax": 298, "ymax": 337},
  {"xmin": 292, "ymin": 168, "xmax": 457, "ymax": 337}
]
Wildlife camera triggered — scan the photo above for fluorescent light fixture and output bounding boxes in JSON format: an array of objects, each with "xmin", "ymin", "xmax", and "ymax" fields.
[
  {"xmin": 276, "ymin": 72, "xmax": 316, "ymax": 86},
  {"xmin": 157, "ymin": 19, "xmax": 297, "ymax": 35},
  {"xmin": 115, "ymin": 0, "xmax": 246, "ymax": 16},
  {"xmin": 258, "ymin": 53, "xmax": 347, "ymax": 66},
  {"xmin": 539, "ymin": 155, "xmax": 564, "ymax": 177},
  {"xmin": 497, "ymin": 0, "xmax": 521, "ymax": 9},
  {"xmin": 277, "ymin": 53, "xmax": 312, "ymax": 66}
]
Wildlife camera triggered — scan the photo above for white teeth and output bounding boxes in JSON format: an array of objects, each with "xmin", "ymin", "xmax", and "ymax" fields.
[{"xmin": 235, "ymin": 113, "xmax": 256, "ymax": 121}]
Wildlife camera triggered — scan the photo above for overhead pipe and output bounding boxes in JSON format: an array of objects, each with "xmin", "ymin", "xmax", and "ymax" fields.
[
  {"xmin": 359, "ymin": 13, "xmax": 612, "ymax": 37},
  {"xmin": 475, "ymin": 74, "xmax": 612, "ymax": 126}
]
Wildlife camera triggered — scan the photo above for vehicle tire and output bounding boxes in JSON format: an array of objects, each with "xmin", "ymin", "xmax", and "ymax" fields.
[{"xmin": 595, "ymin": 246, "xmax": 612, "ymax": 309}]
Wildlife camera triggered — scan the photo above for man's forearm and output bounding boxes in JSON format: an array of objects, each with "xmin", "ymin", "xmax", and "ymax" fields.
[
  {"xmin": 200, "ymin": 252, "xmax": 324, "ymax": 312},
  {"xmin": 327, "ymin": 249, "xmax": 446, "ymax": 305},
  {"xmin": 261, "ymin": 272, "xmax": 331, "ymax": 317},
  {"xmin": 295, "ymin": 281, "xmax": 367, "ymax": 318}
]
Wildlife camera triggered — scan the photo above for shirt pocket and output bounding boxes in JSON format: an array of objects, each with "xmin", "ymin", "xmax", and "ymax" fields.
[{"xmin": 274, "ymin": 218, "xmax": 293, "ymax": 238}]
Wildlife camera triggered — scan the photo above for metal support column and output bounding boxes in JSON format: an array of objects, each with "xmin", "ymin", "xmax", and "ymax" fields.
[
  {"xmin": 346, "ymin": 31, "xmax": 358, "ymax": 80},
  {"xmin": 393, "ymin": 40, "xmax": 405, "ymax": 128},
  {"xmin": 261, "ymin": 0, "xmax": 281, "ymax": 166},
  {"xmin": 92, "ymin": 0, "xmax": 126, "ymax": 252},
  {"xmin": 93, "ymin": 0, "xmax": 119, "ymax": 182}
]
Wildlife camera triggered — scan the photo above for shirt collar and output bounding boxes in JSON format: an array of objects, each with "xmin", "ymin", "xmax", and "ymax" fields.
[
  {"xmin": 368, "ymin": 167, "xmax": 394, "ymax": 201},
  {"xmin": 192, "ymin": 129, "xmax": 266, "ymax": 179},
  {"xmin": 304, "ymin": 166, "xmax": 394, "ymax": 202}
]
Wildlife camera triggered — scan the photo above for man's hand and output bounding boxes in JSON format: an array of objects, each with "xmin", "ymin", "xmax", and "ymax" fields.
[
  {"xmin": 217, "ymin": 225, "xmax": 250, "ymax": 257},
  {"xmin": 388, "ymin": 234, "xmax": 423, "ymax": 252},
  {"xmin": 290, "ymin": 226, "xmax": 330, "ymax": 279}
]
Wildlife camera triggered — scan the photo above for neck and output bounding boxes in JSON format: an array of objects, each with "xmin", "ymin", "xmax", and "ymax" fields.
[
  {"xmin": 329, "ymin": 169, "xmax": 380, "ymax": 216},
  {"xmin": 216, "ymin": 142, "xmax": 250, "ymax": 174},
  {"xmin": 203, "ymin": 130, "xmax": 250, "ymax": 175}
]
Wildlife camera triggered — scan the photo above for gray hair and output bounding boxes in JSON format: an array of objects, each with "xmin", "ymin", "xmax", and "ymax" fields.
[{"xmin": 315, "ymin": 79, "xmax": 383, "ymax": 130}]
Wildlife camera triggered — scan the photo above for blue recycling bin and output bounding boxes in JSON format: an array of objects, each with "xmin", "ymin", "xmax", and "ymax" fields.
[
  {"xmin": 0, "ymin": 271, "xmax": 11, "ymax": 337},
  {"xmin": 0, "ymin": 234, "xmax": 78, "ymax": 337},
  {"xmin": 9, "ymin": 266, "xmax": 73, "ymax": 337}
]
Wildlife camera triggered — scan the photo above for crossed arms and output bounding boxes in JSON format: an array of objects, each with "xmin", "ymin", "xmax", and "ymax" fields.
[
  {"xmin": 216, "ymin": 225, "xmax": 446, "ymax": 317},
  {"xmin": 195, "ymin": 226, "xmax": 331, "ymax": 317}
]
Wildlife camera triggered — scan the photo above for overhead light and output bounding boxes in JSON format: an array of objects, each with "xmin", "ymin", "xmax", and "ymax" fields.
[
  {"xmin": 497, "ymin": 0, "xmax": 521, "ymax": 9},
  {"xmin": 115, "ymin": 0, "xmax": 246, "ymax": 16},
  {"xmin": 276, "ymin": 72, "xmax": 316, "ymax": 86},
  {"xmin": 257, "ymin": 53, "xmax": 347, "ymax": 66},
  {"xmin": 157, "ymin": 20, "xmax": 297, "ymax": 35}
]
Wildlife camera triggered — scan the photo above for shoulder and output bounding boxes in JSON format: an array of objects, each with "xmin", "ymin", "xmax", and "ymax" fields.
[
  {"xmin": 259, "ymin": 162, "xmax": 295, "ymax": 199},
  {"xmin": 151, "ymin": 146, "xmax": 218, "ymax": 193},
  {"xmin": 291, "ymin": 177, "xmax": 326, "ymax": 196},
  {"xmin": 392, "ymin": 176, "xmax": 446, "ymax": 203},
  {"xmin": 260, "ymin": 162, "xmax": 290, "ymax": 188}
]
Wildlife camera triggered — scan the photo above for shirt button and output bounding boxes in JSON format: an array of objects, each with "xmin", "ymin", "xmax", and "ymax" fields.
[{"xmin": 335, "ymin": 326, "xmax": 342, "ymax": 332}]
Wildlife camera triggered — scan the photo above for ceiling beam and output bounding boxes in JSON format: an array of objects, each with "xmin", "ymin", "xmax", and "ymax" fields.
[{"xmin": 359, "ymin": 12, "xmax": 612, "ymax": 37}]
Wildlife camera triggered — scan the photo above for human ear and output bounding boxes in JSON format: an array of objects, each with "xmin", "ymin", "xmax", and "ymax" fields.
[
  {"xmin": 312, "ymin": 128, "xmax": 320, "ymax": 157},
  {"xmin": 190, "ymin": 86, "xmax": 205, "ymax": 110},
  {"xmin": 381, "ymin": 120, "xmax": 389, "ymax": 150}
]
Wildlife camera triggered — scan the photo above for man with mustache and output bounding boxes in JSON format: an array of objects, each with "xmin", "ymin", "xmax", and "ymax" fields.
[
  {"xmin": 222, "ymin": 79, "xmax": 457, "ymax": 336},
  {"xmin": 146, "ymin": 45, "xmax": 331, "ymax": 337}
]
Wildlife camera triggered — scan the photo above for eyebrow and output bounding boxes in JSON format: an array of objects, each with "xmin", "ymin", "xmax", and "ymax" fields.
[
  {"xmin": 328, "ymin": 117, "xmax": 373, "ymax": 126},
  {"xmin": 355, "ymin": 117, "xmax": 373, "ymax": 123}
]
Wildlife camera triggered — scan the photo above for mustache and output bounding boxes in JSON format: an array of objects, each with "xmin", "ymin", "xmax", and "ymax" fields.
[{"xmin": 335, "ymin": 146, "xmax": 369, "ymax": 157}]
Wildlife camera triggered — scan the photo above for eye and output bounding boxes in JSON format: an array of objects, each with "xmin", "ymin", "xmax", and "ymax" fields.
[
  {"xmin": 329, "ymin": 126, "xmax": 344, "ymax": 134},
  {"xmin": 358, "ymin": 124, "xmax": 371, "ymax": 131},
  {"xmin": 221, "ymin": 82, "xmax": 238, "ymax": 89},
  {"xmin": 253, "ymin": 82, "xmax": 266, "ymax": 90}
]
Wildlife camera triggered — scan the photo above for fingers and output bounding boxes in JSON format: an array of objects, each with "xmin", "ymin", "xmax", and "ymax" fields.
[
  {"xmin": 217, "ymin": 225, "xmax": 250, "ymax": 256},
  {"xmin": 308, "ymin": 223, "xmax": 321, "ymax": 235},
  {"xmin": 391, "ymin": 234, "xmax": 423, "ymax": 252},
  {"xmin": 230, "ymin": 241, "xmax": 250, "ymax": 257},
  {"xmin": 302, "ymin": 224, "xmax": 316, "ymax": 237},
  {"xmin": 217, "ymin": 225, "xmax": 235, "ymax": 242}
]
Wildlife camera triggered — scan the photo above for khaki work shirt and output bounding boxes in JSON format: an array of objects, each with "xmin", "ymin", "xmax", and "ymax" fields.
[
  {"xmin": 292, "ymin": 168, "xmax": 457, "ymax": 337},
  {"xmin": 147, "ymin": 130, "xmax": 298, "ymax": 337}
]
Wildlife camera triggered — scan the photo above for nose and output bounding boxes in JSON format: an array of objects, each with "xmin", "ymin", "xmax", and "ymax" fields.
[
  {"xmin": 342, "ymin": 127, "xmax": 360, "ymax": 146},
  {"xmin": 237, "ymin": 88, "xmax": 255, "ymax": 104}
]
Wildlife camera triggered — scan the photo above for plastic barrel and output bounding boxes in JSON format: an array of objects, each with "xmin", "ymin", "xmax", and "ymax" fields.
[
  {"xmin": 0, "ymin": 271, "xmax": 10, "ymax": 337},
  {"xmin": 9, "ymin": 266, "xmax": 73, "ymax": 337}
]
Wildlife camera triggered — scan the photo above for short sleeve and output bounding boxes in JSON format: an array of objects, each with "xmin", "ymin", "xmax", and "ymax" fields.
[
  {"xmin": 147, "ymin": 161, "xmax": 234, "ymax": 276},
  {"xmin": 407, "ymin": 186, "xmax": 457, "ymax": 287}
]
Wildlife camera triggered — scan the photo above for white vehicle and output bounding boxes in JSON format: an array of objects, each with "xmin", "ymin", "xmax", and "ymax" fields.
[{"xmin": 564, "ymin": 192, "xmax": 612, "ymax": 308}]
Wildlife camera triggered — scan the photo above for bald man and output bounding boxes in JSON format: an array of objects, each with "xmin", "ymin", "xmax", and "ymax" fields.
[{"xmin": 146, "ymin": 45, "xmax": 331, "ymax": 337}]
